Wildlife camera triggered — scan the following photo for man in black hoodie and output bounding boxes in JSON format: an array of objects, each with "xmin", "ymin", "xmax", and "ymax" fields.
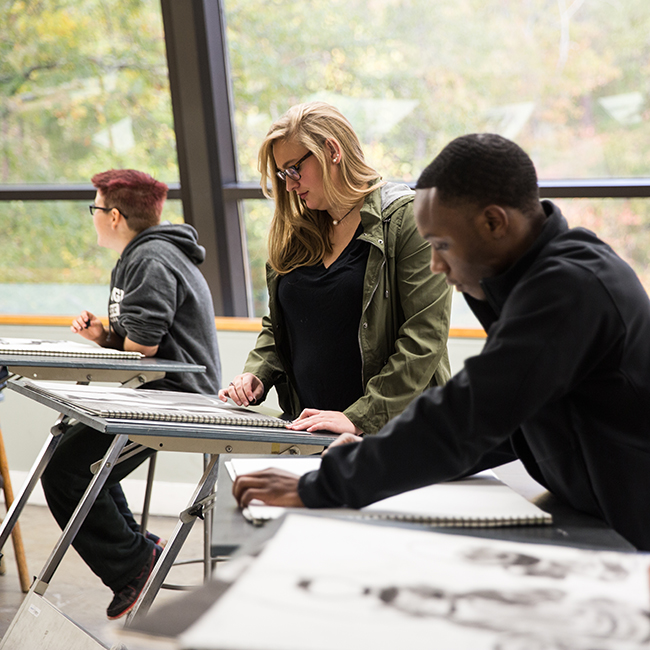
[
  {"xmin": 41, "ymin": 169, "xmax": 221, "ymax": 619},
  {"xmin": 233, "ymin": 134, "xmax": 650, "ymax": 552}
]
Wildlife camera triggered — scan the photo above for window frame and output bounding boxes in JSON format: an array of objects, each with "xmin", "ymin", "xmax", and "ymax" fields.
[{"xmin": 1, "ymin": 0, "xmax": 650, "ymax": 317}]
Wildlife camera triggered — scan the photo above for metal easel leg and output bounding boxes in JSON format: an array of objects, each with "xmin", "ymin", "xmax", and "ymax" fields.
[
  {"xmin": 0, "ymin": 415, "xmax": 70, "ymax": 559},
  {"xmin": 140, "ymin": 452, "xmax": 157, "ymax": 535},
  {"xmin": 125, "ymin": 454, "xmax": 220, "ymax": 627},
  {"xmin": 33, "ymin": 433, "xmax": 130, "ymax": 593},
  {"xmin": 202, "ymin": 453, "xmax": 214, "ymax": 582},
  {"xmin": 0, "ymin": 433, "xmax": 129, "ymax": 650}
]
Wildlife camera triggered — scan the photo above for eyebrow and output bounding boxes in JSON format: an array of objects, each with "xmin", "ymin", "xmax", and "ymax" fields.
[{"xmin": 278, "ymin": 157, "xmax": 298, "ymax": 169}]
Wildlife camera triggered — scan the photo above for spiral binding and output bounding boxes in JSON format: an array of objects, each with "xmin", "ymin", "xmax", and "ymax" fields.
[{"xmin": 98, "ymin": 408, "xmax": 287, "ymax": 428}]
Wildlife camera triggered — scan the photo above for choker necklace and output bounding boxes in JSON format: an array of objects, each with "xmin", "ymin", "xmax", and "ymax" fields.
[{"xmin": 332, "ymin": 205, "xmax": 355, "ymax": 226}]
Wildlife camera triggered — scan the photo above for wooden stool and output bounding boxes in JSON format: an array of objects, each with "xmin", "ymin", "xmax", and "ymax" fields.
[{"xmin": 0, "ymin": 423, "xmax": 31, "ymax": 592}]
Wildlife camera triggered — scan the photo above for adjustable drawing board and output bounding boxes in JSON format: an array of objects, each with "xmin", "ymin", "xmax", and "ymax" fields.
[
  {"xmin": 1, "ymin": 352, "xmax": 204, "ymax": 384},
  {"xmin": 8, "ymin": 378, "xmax": 335, "ymax": 454},
  {"xmin": 0, "ymin": 379, "xmax": 335, "ymax": 650}
]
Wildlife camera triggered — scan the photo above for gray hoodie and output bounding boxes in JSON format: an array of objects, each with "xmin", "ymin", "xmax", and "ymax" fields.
[{"xmin": 108, "ymin": 222, "xmax": 221, "ymax": 395}]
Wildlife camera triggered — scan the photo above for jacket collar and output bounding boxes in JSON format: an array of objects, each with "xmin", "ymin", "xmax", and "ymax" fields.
[
  {"xmin": 359, "ymin": 182, "xmax": 414, "ymax": 252},
  {"xmin": 479, "ymin": 200, "xmax": 568, "ymax": 314},
  {"xmin": 359, "ymin": 184, "xmax": 386, "ymax": 244}
]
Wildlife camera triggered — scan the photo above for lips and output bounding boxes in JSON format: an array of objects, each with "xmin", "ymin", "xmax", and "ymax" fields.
[{"xmin": 299, "ymin": 192, "xmax": 308, "ymax": 201}]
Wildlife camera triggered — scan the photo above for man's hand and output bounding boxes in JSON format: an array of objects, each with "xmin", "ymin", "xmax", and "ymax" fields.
[
  {"xmin": 287, "ymin": 409, "xmax": 363, "ymax": 434},
  {"xmin": 232, "ymin": 469, "xmax": 304, "ymax": 508},
  {"xmin": 322, "ymin": 432, "xmax": 363, "ymax": 455},
  {"xmin": 71, "ymin": 310, "xmax": 106, "ymax": 344},
  {"xmin": 218, "ymin": 372, "xmax": 264, "ymax": 406}
]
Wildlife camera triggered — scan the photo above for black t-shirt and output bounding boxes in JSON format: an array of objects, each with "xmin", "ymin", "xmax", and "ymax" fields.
[{"xmin": 278, "ymin": 226, "xmax": 370, "ymax": 412}]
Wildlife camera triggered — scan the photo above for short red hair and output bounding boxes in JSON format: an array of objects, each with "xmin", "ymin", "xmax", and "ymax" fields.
[{"xmin": 91, "ymin": 169, "xmax": 168, "ymax": 233}]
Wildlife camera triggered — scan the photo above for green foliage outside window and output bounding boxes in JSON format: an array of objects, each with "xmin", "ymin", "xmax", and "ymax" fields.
[
  {"xmin": 0, "ymin": 0, "xmax": 177, "ymax": 302},
  {"xmin": 1, "ymin": 0, "xmax": 650, "ymax": 317},
  {"xmin": 225, "ymin": 0, "xmax": 650, "ymax": 314}
]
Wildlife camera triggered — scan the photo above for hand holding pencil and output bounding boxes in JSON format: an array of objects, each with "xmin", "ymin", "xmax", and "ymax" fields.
[{"xmin": 70, "ymin": 310, "xmax": 105, "ymax": 343}]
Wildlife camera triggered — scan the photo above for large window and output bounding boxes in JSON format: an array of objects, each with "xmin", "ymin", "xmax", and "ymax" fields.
[
  {"xmin": 1, "ymin": 0, "xmax": 649, "ymax": 321},
  {"xmin": 0, "ymin": 0, "xmax": 178, "ymax": 314},
  {"xmin": 0, "ymin": 199, "xmax": 183, "ymax": 315},
  {"xmin": 226, "ymin": 0, "xmax": 650, "ymax": 180},
  {"xmin": 0, "ymin": 0, "xmax": 176, "ymax": 184},
  {"xmin": 224, "ymin": 0, "xmax": 650, "ymax": 317},
  {"xmin": 556, "ymin": 198, "xmax": 650, "ymax": 286}
]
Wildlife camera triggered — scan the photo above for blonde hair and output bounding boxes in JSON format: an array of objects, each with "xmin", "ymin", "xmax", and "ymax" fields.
[{"xmin": 259, "ymin": 101, "xmax": 382, "ymax": 274}]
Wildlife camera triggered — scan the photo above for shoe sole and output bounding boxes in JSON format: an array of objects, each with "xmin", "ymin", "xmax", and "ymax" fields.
[{"xmin": 107, "ymin": 547, "xmax": 159, "ymax": 620}]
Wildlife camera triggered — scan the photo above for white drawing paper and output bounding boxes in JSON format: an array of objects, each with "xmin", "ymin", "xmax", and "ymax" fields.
[
  {"xmin": 0, "ymin": 336, "xmax": 143, "ymax": 358},
  {"xmin": 180, "ymin": 514, "xmax": 650, "ymax": 650},
  {"xmin": 228, "ymin": 457, "xmax": 552, "ymax": 526}
]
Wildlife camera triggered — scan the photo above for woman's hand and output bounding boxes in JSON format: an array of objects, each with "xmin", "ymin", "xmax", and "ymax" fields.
[
  {"xmin": 218, "ymin": 372, "xmax": 264, "ymax": 406},
  {"xmin": 70, "ymin": 310, "xmax": 106, "ymax": 344},
  {"xmin": 287, "ymin": 409, "xmax": 363, "ymax": 434}
]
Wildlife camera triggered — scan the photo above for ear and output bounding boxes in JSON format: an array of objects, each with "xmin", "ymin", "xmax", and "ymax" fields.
[
  {"xmin": 325, "ymin": 139, "xmax": 342, "ymax": 164},
  {"xmin": 110, "ymin": 208, "xmax": 122, "ymax": 230},
  {"xmin": 481, "ymin": 205, "xmax": 509, "ymax": 240}
]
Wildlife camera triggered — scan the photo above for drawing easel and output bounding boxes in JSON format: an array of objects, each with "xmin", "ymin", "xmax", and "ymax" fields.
[
  {"xmin": 0, "ymin": 353, "xmax": 205, "ymax": 566},
  {"xmin": 0, "ymin": 378, "xmax": 335, "ymax": 650}
]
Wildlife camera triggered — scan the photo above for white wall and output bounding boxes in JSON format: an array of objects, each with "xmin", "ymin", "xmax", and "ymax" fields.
[{"xmin": 0, "ymin": 324, "xmax": 484, "ymax": 515}]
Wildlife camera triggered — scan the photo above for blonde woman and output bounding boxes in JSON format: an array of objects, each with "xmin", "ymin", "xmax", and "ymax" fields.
[{"xmin": 219, "ymin": 101, "xmax": 452, "ymax": 435}]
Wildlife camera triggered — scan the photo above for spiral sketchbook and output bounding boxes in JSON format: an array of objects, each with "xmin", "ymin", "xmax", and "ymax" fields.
[
  {"xmin": 0, "ymin": 337, "xmax": 143, "ymax": 359},
  {"xmin": 22, "ymin": 380, "xmax": 288, "ymax": 428},
  {"xmin": 226, "ymin": 457, "xmax": 553, "ymax": 527}
]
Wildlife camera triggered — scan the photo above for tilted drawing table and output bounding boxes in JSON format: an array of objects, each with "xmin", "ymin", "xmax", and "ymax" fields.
[
  {"xmin": 211, "ymin": 454, "xmax": 636, "ymax": 557},
  {"xmin": 0, "ymin": 378, "xmax": 335, "ymax": 650},
  {"xmin": 115, "ymin": 455, "xmax": 637, "ymax": 650},
  {"xmin": 0, "ymin": 352, "xmax": 202, "ymax": 385},
  {"xmin": 0, "ymin": 353, "xmax": 205, "ymax": 562}
]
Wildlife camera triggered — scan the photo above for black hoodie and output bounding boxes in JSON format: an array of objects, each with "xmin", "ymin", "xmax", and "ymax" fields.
[
  {"xmin": 108, "ymin": 222, "xmax": 221, "ymax": 395},
  {"xmin": 300, "ymin": 201, "xmax": 650, "ymax": 551}
]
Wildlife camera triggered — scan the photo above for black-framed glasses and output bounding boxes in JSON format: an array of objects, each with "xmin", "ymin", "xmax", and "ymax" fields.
[
  {"xmin": 89, "ymin": 204, "xmax": 128, "ymax": 219},
  {"xmin": 276, "ymin": 151, "xmax": 312, "ymax": 182}
]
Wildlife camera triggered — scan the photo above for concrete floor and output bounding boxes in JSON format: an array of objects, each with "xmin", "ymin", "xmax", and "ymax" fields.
[{"xmin": 0, "ymin": 504, "xmax": 207, "ymax": 647}]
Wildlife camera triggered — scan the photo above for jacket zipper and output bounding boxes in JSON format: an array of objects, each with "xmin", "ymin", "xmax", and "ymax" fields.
[{"xmin": 358, "ymin": 253, "xmax": 386, "ymax": 385}]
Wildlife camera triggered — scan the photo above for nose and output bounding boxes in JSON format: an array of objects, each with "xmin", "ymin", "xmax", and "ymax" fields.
[
  {"xmin": 285, "ymin": 176, "xmax": 299, "ymax": 192},
  {"xmin": 430, "ymin": 249, "xmax": 449, "ymax": 275}
]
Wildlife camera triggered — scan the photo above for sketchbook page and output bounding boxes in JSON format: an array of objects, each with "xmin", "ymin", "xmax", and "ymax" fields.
[
  {"xmin": 23, "ymin": 380, "xmax": 288, "ymax": 427},
  {"xmin": 180, "ymin": 514, "xmax": 650, "ymax": 650},
  {"xmin": 0, "ymin": 337, "xmax": 143, "ymax": 359},
  {"xmin": 227, "ymin": 457, "xmax": 322, "ymax": 481},
  {"xmin": 361, "ymin": 471, "xmax": 552, "ymax": 526},
  {"xmin": 235, "ymin": 460, "xmax": 551, "ymax": 526}
]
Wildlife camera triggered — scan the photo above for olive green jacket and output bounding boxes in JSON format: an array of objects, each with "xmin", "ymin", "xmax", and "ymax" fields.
[{"xmin": 243, "ymin": 183, "xmax": 452, "ymax": 433}]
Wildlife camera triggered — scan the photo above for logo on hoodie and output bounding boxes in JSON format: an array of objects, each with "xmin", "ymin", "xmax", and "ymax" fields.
[{"xmin": 109, "ymin": 287, "xmax": 124, "ymax": 323}]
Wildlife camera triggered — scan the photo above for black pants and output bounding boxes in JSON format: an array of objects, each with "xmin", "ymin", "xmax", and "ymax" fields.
[{"xmin": 41, "ymin": 422, "xmax": 156, "ymax": 593}]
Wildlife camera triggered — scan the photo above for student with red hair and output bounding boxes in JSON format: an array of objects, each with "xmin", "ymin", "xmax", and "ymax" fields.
[{"xmin": 41, "ymin": 169, "xmax": 221, "ymax": 619}]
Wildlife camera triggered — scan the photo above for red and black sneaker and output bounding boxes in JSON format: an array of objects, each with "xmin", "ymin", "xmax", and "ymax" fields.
[{"xmin": 106, "ymin": 543, "xmax": 162, "ymax": 620}]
